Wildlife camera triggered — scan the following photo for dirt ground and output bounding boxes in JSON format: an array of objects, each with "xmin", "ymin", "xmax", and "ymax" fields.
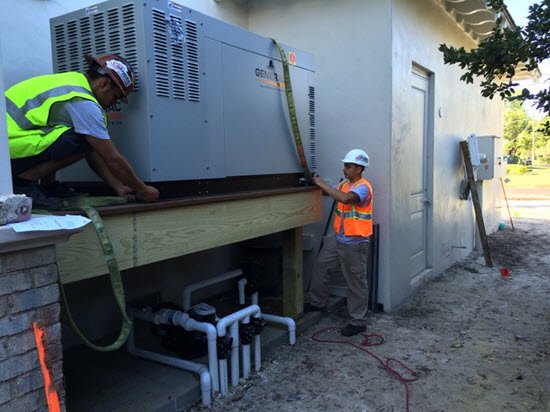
[{"xmin": 189, "ymin": 203, "xmax": 550, "ymax": 412}]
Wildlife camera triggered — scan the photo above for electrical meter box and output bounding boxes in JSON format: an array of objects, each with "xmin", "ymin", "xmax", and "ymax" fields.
[
  {"xmin": 476, "ymin": 135, "xmax": 506, "ymax": 180},
  {"xmin": 50, "ymin": 0, "xmax": 315, "ymax": 185}
]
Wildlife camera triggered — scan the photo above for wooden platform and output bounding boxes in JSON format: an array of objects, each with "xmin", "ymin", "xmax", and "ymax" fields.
[{"xmin": 55, "ymin": 186, "xmax": 322, "ymax": 317}]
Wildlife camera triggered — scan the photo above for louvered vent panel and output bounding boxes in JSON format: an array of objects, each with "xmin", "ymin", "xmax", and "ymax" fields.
[
  {"xmin": 52, "ymin": 4, "xmax": 139, "ymax": 90},
  {"xmin": 53, "ymin": 24, "xmax": 68, "ymax": 72},
  {"xmin": 122, "ymin": 3, "xmax": 139, "ymax": 90},
  {"xmin": 309, "ymin": 86, "xmax": 316, "ymax": 171},
  {"xmin": 170, "ymin": 15, "xmax": 186, "ymax": 100},
  {"xmin": 93, "ymin": 12, "xmax": 107, "ymax": 55},
  {"xmin": 107, "ymin": 8, "xmax": 122, "ymax": 55},
  {"xmin": 79, "ymin": 16, "xmax": 92, "ymax": 66},
  {"xmin": 67, "ymin": 20, "xmax": 81, "ymax": 71},
  {"xmin": 186, "ymin": 20, "xmax": 200, "ymax": 102},
  {"xmin": 152, "ymin": 8, "xmax": 170, "ymax": 97}
]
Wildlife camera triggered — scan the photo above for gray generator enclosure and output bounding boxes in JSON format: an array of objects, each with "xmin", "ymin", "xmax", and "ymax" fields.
[{"xmin": 50, "ymin": 0, "xmax": 315, "ymax": 183}]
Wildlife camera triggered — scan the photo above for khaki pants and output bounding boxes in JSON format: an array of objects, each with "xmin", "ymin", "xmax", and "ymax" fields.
[{"xmin": 309, "ymin": 235, "xmax": 370, "ymax": 326}]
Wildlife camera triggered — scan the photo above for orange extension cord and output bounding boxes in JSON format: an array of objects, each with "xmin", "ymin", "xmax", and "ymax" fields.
[{"xmin": 312, "ymin": 327, "xmax": 419, "ymax": 412}]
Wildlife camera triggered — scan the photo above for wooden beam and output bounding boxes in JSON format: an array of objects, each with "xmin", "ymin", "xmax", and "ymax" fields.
[
  {"xmin": 57, "ymin": 189, "xmax": 321, "ymax": 283},
  {"xmin": 460, "ymin": 140, "xmax": 493, "ymax": 267},
  {"xmin": 282, "ymin": 226, "xmax": 303, "ymax": 318}
]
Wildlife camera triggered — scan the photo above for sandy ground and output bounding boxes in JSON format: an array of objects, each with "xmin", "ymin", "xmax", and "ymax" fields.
[{"xmin": 189, "ymin": 201, "xmax": 550, "ymax": 412}]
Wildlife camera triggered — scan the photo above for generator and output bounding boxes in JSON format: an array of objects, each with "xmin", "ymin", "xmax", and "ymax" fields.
[{"xmin": 50, "ymin": 0, "xmax": 315, "ymax": 192}]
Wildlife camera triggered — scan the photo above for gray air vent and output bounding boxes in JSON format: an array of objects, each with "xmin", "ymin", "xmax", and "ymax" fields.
[
  {"xmin": 151, "ymin": 10, "xmax": 188, "ymax": 100},
  {"xmin": 185, "ymin": 20, "xmax": 200, "ymax": 102},
  {"xmin": 52, "ymin": 2, "xmax": 139, "ymax": 90},
  {"xmin": 309, "ymin": 86, "xmax": 316, "ymax": 171},
  {"xmin": 152, "ymin": 8, "xmax": 170, "ymax": 97}
]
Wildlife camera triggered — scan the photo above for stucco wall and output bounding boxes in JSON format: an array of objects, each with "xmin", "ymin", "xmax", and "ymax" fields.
[
  {"xmin": 0, "ymin": 38, "xmax": 11, "ymax": 195},
  {"xmin": 389, "ymin": 0, "xmax": 504, "ymax": 308},
  {"xmin": 246, "ymin": 0, "xmax": 393, "ymax": 307}
]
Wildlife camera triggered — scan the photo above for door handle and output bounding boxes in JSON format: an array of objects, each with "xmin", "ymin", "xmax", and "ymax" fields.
[{"xmin": 424, "ymin": 199, "xmax": 432, "ymax": 206}]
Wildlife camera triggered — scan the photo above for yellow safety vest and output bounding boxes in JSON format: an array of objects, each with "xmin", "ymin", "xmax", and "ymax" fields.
[
  {"xmin": 6, "ymin": 72, "xmax": 106, "ymax": 159},
  {"xmin": 333, "ymin": 178, "xmax": 373, "ymax": 237}
]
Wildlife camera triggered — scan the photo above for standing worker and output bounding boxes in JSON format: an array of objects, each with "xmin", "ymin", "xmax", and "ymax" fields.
[
  {"xmin": 6, "ymin": 53, "xmax": 159, "ymax": 210},
  {"xmin": 307, "ymin": 149, "xmax": 373, "ymax": 336}
]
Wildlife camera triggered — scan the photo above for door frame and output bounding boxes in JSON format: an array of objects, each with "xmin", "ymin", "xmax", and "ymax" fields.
[{"xmin": 410, "ymin": 63, "xmax": 434, "ymax": 284}]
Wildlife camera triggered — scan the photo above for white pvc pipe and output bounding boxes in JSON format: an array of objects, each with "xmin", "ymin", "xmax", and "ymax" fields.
[
  {"xmin": 173, "ymin": 311, "xmax": 219, "ymax": 393},
  {"xmin": 216, "ymin": 305, "xmax": 261, "ymax": 396},
  {"xmin": 229, "ymin": 321, "xmax": 240, "ymax": 387},
  {"xmin": 182, "ymin": 269, "xmax": 243, "ymax": 310},
  {"xmin": 238, "ymin": 278, "xmax": 247, "ymax": 305},
  {"xmin": 262, "ymin": 313, "xmax": 296, "ymax": 345},
  {"xmin": 250, "ymin": 291, "xmax": 295, "ymax": 344},
  {"xmin": 127, "ymin": 324, "xmax": 211, "ymax": 406},
  {"xmin": 131, "ymin": 307, "xmax": 220, "ymax": 392},
  {"xmin": 242, "ymin": 315, "xmax": 251, "ymax": 379}
]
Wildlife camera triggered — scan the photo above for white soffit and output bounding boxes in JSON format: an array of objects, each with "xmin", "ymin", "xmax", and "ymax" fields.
[{"xmin": 434, "ymin": 0, "xmax": 540, "ymax": 80}]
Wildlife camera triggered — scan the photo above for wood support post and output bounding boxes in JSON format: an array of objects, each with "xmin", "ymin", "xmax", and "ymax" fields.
[
  {"xmin": 282, "ymin": 226, "xmax": 303, "ymax": 318},
  {"xmin": 460, "ymin": 140, "xmax": 493, "ymax": 267}
]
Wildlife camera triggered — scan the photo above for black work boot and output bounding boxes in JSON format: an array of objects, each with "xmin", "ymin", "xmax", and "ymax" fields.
[
  {"xmin": 13, "ymin": 180, "xmax": 64, "ymax": 211},
  {"xmin": 340, "ymin": 324, "xmax": 366, "ymax": 337}
]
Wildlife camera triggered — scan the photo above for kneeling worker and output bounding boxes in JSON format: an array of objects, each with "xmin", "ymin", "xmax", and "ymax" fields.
[
  {"xmin": 307, "ymin": 149, "xmax": 373, "ymax": 336},
  {"xmin": 6, "ymin": 53, "xmax": 159, "ymax": 209}
]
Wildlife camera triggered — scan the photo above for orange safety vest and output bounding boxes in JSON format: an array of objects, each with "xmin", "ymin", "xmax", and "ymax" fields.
[{"xmin": 333, "ymin": 178, "xmax": 373, "ymax": 237}]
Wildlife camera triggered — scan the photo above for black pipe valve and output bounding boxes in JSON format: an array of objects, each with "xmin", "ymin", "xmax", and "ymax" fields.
[
  {"xmin": 217, "ymin": 336, "xmax": 233, "ymax": 360},
  {"xmin": 250, "ymin": 317, "xmax": 266, "ymax": 335},
  {"xmin": 239, "ymin": 323, "xmax": 256, "ymax": 345}
]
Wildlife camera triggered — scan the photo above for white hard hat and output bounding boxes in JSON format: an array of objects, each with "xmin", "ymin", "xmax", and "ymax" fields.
[{"xmin": 341, "ymin": 149, "xmax": 369, "ymax": 167}]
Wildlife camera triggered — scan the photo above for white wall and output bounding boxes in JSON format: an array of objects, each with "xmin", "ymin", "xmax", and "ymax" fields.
[
  {"xmin": 389, "ymin": 0, "xmax": 504, "ymax": 308},
  {"xmin": 247, "ymin": 0, "xmax": 504, "ymax": 311},
  {"xmin": 246, "ymin": 0, "xmax": 393, "ymax": 304},
  {"xmin": 0, "ymin": 37, "xmax": 12, "ymax": 195}
]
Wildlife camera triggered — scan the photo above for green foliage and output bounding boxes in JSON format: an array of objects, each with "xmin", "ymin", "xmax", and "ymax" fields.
[
  {"xmin": 506, "ymin": 164, "xmax": 528, "ymax": 174},
  {"xmin": 439, "ymin": 0, "xmax": 550, "ymax": 135}
]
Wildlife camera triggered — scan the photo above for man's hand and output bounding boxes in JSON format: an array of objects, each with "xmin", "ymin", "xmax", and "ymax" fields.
[
  {"xmin": 137, "ymin": 185, "xmax": 160, "ymax": 203},
  {"xmin": 114, "ymin": 185, "xmax": 137, "ymax": 202},
  {"xmin": 314, "ymin": 176, "xmax": 325, "ymax": 187}
]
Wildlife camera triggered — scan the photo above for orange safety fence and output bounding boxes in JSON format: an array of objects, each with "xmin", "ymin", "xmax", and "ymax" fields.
[{"xmin": 32, "ymin": 322, "xmax": 61, "ymax": 412}]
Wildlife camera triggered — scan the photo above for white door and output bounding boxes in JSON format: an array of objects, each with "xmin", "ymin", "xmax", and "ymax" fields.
[{"xmin": 409, "ymin": 67, "xmax": 432, "ymax": 279}]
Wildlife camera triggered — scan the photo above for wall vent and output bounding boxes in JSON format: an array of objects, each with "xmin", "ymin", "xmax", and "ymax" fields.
[
  {"xmin": 186, "ymin": 20, "xmax": 200, "ymax": 102},
  {"xmin": 52, "ymin": 2, "xmax": 139, "ymax": 90},
  {"xmin": 152, "ymin": 8, "xmax": 170, "ymax": 97},
  {"xmin": 309, "ymin": 86, "xmax": 316, "ymax": 171},
  {"xmin": 169, "ymin": 15, "xmax": 186, "ymax": 100}
]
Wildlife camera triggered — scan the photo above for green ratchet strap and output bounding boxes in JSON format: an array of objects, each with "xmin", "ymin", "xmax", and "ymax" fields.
[
  {"xmin": 59, "ymin": 204, "xmax": 132, "ymax": 351},
  {"xmin": 62, "ymin": 195, "xmax": 127, "ymax": 209},
  {"xmin": 272, "ymin": 38, "xmax": 314, "ymax": 182}
]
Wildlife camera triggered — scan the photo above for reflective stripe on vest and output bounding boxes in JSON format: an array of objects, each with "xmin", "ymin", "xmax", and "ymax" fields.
[
  {"xmin": 333, "ymin": 178, "xmax": 373, "ymax": 237},
  {"xmin": 6, "ymin": 72, "xmax": 105, "ymax": 159}
]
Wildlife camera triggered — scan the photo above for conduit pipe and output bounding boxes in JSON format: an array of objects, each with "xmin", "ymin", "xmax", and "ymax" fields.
[
  {"xmin": 241, "ymin": 315, "xmax": 251, "ymax": 379},
  {"xmin": 229, "ymin": 321, "xmax": 239, "ymax": 387},
  {"xmin": 182, "ymin": 269, "xmax": 243, "ymax": 310},
  {"xmin": 216, "ymin": 304, "xmax": 261, "ymax": 396},
  {"xmin": 238, "ymin": 277, "xmax": 247, "ymax": 305},
  {"xmin": 249, "ymin": 291, "xmax": 296, "ymax": 345},
  {"xmin": 131, "ymin": 307, "xmax": 220, "ymax": 392},
  {"xmin": 127, "ymin": 321, "xmax": 212, "ymax": 406}
]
